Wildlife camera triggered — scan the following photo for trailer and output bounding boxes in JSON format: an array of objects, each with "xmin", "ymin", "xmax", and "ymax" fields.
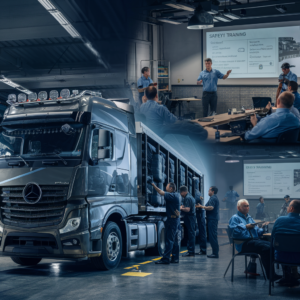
[{"xmin": 0, "ymin": 90, "xmax": 203, "ymax": 270}]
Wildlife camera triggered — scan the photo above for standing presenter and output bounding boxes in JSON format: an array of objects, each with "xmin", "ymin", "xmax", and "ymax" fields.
[{"xmin": 197, "ymin": 58, "xmax": 231, "ymax": 117}]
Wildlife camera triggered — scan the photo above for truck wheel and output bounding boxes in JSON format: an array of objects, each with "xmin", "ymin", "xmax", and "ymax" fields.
[
  {"xmin": 11, "ymin": 257, "xmax": 42, "ymax": 266},
  {"xmin": 91, "ymin": 221, "xmax": 122, "ymax": 270},
  {"xmin": 145, "ymin": 221, "xmax": 165, "ymax": 256}
]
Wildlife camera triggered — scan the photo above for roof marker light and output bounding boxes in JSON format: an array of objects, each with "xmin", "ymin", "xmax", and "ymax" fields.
[
  {"xmin": 28, "ymin": 93, "xmax": 37, "ymax": 102},
  {"xmin": 38, "ymin": 91, "xmax": 48, "ymax": 101},
  {"xmin": 18, "ymin": 93, "xmax": 27, "ymax": 103},
  {"xmin": 49, "ymin": 90, "xmax": 59, "ymax": 100},
  {"xmin": 60, "ymin": 89, "xmax": 70, "ymax": 99}
]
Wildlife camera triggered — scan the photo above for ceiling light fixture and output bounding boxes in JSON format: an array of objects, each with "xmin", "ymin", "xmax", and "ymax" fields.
[
  {"xmin": 213, "ymin": 13, "xmax": 231, "ymax": 22},
  {"xmin": 225, "ymin": 156, "xmax": 240, "ymax": 163},
  {"xmin": 164, "ymin": 2, "xmax": 195, "ymax": 12},
  {"xmin": 157, "ymin": 18, "xmax": 182, "ymax": 25},
  {"xmin": 223, "ymin": 8, "xmax": 240, "ymax": 20},
  {"xmin": 275, "ymin": 5, "xmax": 287, "ymax": 13},
  {"xmin": 187, "ymin": 5, "xmax": 214, "ymax": 30},
  {"xmin": 0, "ymin": 76, "xmax": 32, "ymax": 94},
  {"xmin": 38, "ymin": 0, "xmax": 81, "ymax": 38}
]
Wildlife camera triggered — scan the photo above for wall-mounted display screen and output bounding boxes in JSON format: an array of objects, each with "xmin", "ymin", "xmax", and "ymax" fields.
[
  {"xmin": 244, "ymin": 160, "xmax": 300, "ymax": 198},
  {"xmin": 206, "ymin": 25, "xmax": 300, "ymax": 78}
]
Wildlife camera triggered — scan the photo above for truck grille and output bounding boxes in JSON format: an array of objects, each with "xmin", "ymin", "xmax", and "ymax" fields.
[{"xmin": 0, "ymin": 185, "xmax": 68, "ymax": 228}]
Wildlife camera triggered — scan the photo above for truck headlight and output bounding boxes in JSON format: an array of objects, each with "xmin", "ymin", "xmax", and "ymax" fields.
[{"xmin": 59, "ymin": 217, "xmax": 81, "ymax": 234}]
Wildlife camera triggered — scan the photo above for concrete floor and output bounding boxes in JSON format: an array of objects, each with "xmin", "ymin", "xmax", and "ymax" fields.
[{"xmin": 0, "ymin": 242, "xmax": 299, "ymax": 300}]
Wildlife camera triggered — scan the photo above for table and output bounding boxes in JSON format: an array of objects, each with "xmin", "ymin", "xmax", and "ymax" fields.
[
  {"xmin": 205, "ymin": 127, "xmax": 241, "ymax": 143},
  {"xmin": 263, "ymin": 233, "xmax": 272, "ymax": 242},
  {"xmin": 169, "ymin": 98, "xmax": 201, "ymax": 118}
]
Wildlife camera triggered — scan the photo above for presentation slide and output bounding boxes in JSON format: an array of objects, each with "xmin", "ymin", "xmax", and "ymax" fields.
[
  {"xmin": 206, "ymin": 25, "xmax": 300, "ymax": 78},
  {"xmin": 244, "ymin": 160, "xmax": 300, "ymax": 198}
]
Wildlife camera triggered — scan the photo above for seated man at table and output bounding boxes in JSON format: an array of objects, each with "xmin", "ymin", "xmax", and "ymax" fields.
[
  {"xmin": 229, "ymin": 199, "xmax": 280, "ymax": 281},
  {"xmin": 272, "ymin": 199, "xmax": 300, "ymax": 286},
  {"xmin": 140, "ymin": 86, "xmax": 208, "ymax": 141},
  {"xmin": 287, "ymin": 80, "xmax": 300, "ymax": 112},
  {"xmin": 244, "ymin": 92, "xmax": 300, "ymax": 142}
]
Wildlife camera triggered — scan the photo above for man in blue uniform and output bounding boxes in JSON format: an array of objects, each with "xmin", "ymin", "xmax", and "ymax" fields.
[
  {"xmin": 195, "ymin": 190, "xmax": 207, "ymax": 255},
  {"xmin": 197, "ymin": 186, "xmax": 220, "ymax": 258},
  {"xmin": 256, "ymin": 196, "xmax": 265, "ymax": 220},
  {"xmin": 151, "ymin": 181, "xmax": 181, "ymax": 264},
  {"xmin": 244, "ymin": 91, "xmax": 300, "ymax": 141},
  {"xmin": 197, "ymin": 58, "xmax": 231, "ymax": 117},
  {"xmin": 137, "ymin": 67, "xmax": 156, "ymax": 105},
  {"xmin": 279, "ymin": 63, "xmax": 297, "ymax": 94},
  {"xmin": 279, "ymin": 195, "xmax": 291, "ymax": 217},
  {"xmin": 222, "ymin": 186, "xmax": 239, "ymax": 220},
  {"xmin": 180, "ymin": 186, "xmax": 196, "ymax": 257},
  {"xmin": 272, "ymin": 199, "xmax": 300, "ymax": 286},
  {"xmin": 229, "ymin": 199, "xmax": 281, "ymax": 281},
  {"xmin": 287, "ymin": 81, "xmax": 300, "ymax": 112}
]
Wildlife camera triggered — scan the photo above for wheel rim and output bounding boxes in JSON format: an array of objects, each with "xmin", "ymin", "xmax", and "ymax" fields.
[
  {"xmin": 106, "ymin": 232, "xmax": 120, "ymax": 262},
  {"xmin": 160, "ymin": 227, "xmax": 166, "ymax": 253}
]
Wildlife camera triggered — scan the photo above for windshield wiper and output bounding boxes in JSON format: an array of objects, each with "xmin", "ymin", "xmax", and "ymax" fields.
[
  {"xmin": 30, "ymin": 152, "xmax": 68, "ymax": 165},
  {"xmin": 4, "ymin": 155, "xmax": 29, "ymax": 166}
]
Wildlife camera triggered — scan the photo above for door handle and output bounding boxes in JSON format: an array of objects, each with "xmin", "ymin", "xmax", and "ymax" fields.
[{"xmin": 110, "ymin": 184, "xmax": 116, "ymax": 191}]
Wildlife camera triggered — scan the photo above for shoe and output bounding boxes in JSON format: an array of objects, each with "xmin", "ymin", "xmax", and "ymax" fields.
[
  {"xmin": 207, "ymin": 254, "xmax": 219, "ymax": 259},
  {"xmin": 197, "ymin": 251, "xmax": 207, "ymax": 255},
  {"xmin": 170, "ymin": 259, "xmax": 179, "ymax": 263},
  {"xmin": 155, "ymin": 260, "xmax": 170, "ymax": 265},
  {"xmin": 182, "ymin": 252, "xmax": 195, "ymax": 257},
  {"xmin": 244, "ymin": 262, "xmax": 260, "ymax": 276}
]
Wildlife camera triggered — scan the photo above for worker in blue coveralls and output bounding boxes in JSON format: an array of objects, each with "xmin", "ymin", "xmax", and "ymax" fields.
[
  {"xmin": 272, "ymin": 199, "xmax": 300, "ymax": 286},
  {"xmin": 137, "ymin": 66, "xmax": 156, "ymax": 105},
  {"xmin": 196, "ymin": 186, "xmax": 220, "ymax": 258},
  {"xmin": 151, "ymin": 181, "xmax": 181, "ymax": 264},
  {"xmin": 197, "ymin": 58, "xmax": 231, "ymax": 117},
  {"xmin": 180, "ymin": 186, "xmax": 196, "ymax": 257},
  {"xmin": 222, "ymin": 186, "xmax": 239, "ymax": 220},
  {"xmin": 195, "ymin": 190, "xmax": 207, "ymax": 255}
]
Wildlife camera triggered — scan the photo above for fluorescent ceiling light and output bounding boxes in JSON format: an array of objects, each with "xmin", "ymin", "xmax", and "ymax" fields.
[
  {"xmin": 164, "ymin": 2, "xmax": 195, "ymax": 12},
  {"xmin": 213, "ymin": 18, "xmax": 219, "ymax": 22},
  {"xmin": 213, "ymin": 14, "xmax": 231, "ymax": 22},
  {"xmin": 157, "ymin": 18, "xmax": 182, "ymax": 24},
  {"xmin": 223, "ymin": 8, "xmax": 240, "ymax": 20},
  {"xmin": 37, "ymin": 0, "xmax": 55, "ymax": 10},
  {"xmin": 275, "ymin": 5, "xmax": 287, "ymax": 13},
  {"xmin": 0, "ymin": 76, "xmax": 32, "ymax": 94},
  {"xmin": 279, "ymin": 156, "xmax": 286, "ymax": 158},
  {"xmin": 37, "ymin": 0, "xmax": 81, "ymax": 38},
  {"xmin": 225, "ymin": 156, "xmax": 240, "ymax": 163}
]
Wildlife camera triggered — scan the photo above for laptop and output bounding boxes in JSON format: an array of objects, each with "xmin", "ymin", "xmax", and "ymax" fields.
[{"xmin": 252, "ymin": 97, "xmax": 272, "ymax": 109}]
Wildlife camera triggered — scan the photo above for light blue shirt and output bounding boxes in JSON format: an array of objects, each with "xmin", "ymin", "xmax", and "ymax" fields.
[
  {"xmin": 197, "ymin": 69, "xmax": 224, "ymax": 92},
  {"xmin": 292, "ymin": 91, "xmax": 300, "ymax": 111},
  {"xmin": 140, "ymin": 100, "xmax": 177, "ymax": 129},
  {"xmin": 290, "ymin": 105, "xmax": 300, "ymax": 120},
  {"xmin": 229, "ymin": 211, "xmax": 264, "ymax": 252},
  {"xmin": 224, "ymin": 190, "xmax": 239, "ymax": 204},
  {"xmin": 279, "ymin": 70, "xmax": 297, "ymax": 92},
  {"xmin": 137, "ymin": 75, "xmax": 153, "ymax": 104},
  {"xmin": 256, "ymin": 203, "xmax": 265, "ymax": 214},
  {"xmin": 272, "ymin": 213, "xmax": 300, "ymax": 263},
  {"xmin": 244, "ymin": 108, "xmax": 300, "ymax": 141}
]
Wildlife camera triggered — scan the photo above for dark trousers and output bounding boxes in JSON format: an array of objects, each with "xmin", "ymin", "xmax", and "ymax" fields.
[
  {"xmin": 196, "ymin": 210, "xmax": 207, "ymax": 252},
  {"xmin": 184, "ymin": 214, "xmax": 196, "ymax": 254},
  {"xmin": 207, "ymin": 219, "xmax": 219, "ymax": 256},
  {"xmin": 241, "ymin": 239, "xmax": 272, "ymax": 279},
  {"xmin": 227, "ymin": 202, "xmax": 237, "ymax": 220},
  {"xmin": 162, "ymin": 219, "xmax": 181, "ymax": 262},
  {"xmin": 202, "ymin": 91, "xmax": 217, "ymax": 117}
]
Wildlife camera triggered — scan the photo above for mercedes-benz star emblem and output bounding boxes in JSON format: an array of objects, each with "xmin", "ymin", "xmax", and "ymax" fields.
[{"xmin": 22, "ymin": 183, "xmax": 42, "ymax": 204}]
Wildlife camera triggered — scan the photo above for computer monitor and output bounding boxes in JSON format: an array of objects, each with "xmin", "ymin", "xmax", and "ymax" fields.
[{"xmin": 252, "ymin": 97, "xmax": 272, "ymax": 108}]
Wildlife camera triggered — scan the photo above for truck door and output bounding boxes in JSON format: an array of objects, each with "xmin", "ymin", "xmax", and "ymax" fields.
[
  {"xmin": 88, "ymin": 126, "xmax": 116, "ymax": 233},
  {"xmin": 113, "ymin": 130, "xmax": 131, "ymax": 213}
]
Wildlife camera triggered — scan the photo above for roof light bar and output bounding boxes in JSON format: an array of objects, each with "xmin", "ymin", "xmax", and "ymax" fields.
[
  {"xmin": 0, "ymin": 76, "xmax": 32, "ymax": 94},
  {"xmin": 157, "ymin": 18, "xmax": 182, "ymax": 24},
  {"xmin": 164, "ymin": 2, "xmax": 195, "ymax": 12}
]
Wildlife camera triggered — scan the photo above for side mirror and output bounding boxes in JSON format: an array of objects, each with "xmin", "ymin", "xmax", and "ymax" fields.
[{"xmin": 98, "ymin": 129, "xmax": 112, "ymax": 160}]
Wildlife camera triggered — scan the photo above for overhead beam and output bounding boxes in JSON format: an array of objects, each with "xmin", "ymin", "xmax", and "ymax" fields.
[{"xmin": 0, "ymin": 49, "xmax": 34, "ymax": 71}]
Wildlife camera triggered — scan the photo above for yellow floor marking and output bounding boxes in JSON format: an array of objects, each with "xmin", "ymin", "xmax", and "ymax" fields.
[
  {"xmin": 180, "ymin": 250, "xmax": 188, "ymax": 253},
  {"xmin": 122, "ymin": 272, "xmax": 152, "ymax": 277},
  {"xmin": 152, "ymin": 257, "xmax": 162, "ymax": 261},
  {"xmin": 124, "ymin": 265, "xmax": 140, "ymax": 269},
  {"xmin": 139, "ymin": 261, "xmax": 153, "ymax": 265}
]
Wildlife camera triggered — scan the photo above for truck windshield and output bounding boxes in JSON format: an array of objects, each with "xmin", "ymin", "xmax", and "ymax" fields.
[{"xmin": 0, "ymin": 123, "xmax": 85, "ymax": 158}]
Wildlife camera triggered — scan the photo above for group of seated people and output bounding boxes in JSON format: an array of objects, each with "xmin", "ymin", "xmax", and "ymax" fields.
[
  {"xmin": 229, "ymin": 199, "xmax": 300, "ymax": 286},
  {"xmin": 244, "ymin": 80, "xmax": 300, "ymax": 142},
  {"xmin": 135, "ymin": 81, "xmax": 300, "ymax": 143}
]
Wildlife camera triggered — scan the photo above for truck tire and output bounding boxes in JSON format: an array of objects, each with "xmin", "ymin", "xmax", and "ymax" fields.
[
  {"xmin": 145, "ymin": 221, "xmax": 165, "ymax": 256},
  {"xmin": 11, "ymin": 257, "xmax": 42, "ymax": 266},
  {"xmin": 91, "ymin": 221, "xmax": 122, "ymax": 270}
]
